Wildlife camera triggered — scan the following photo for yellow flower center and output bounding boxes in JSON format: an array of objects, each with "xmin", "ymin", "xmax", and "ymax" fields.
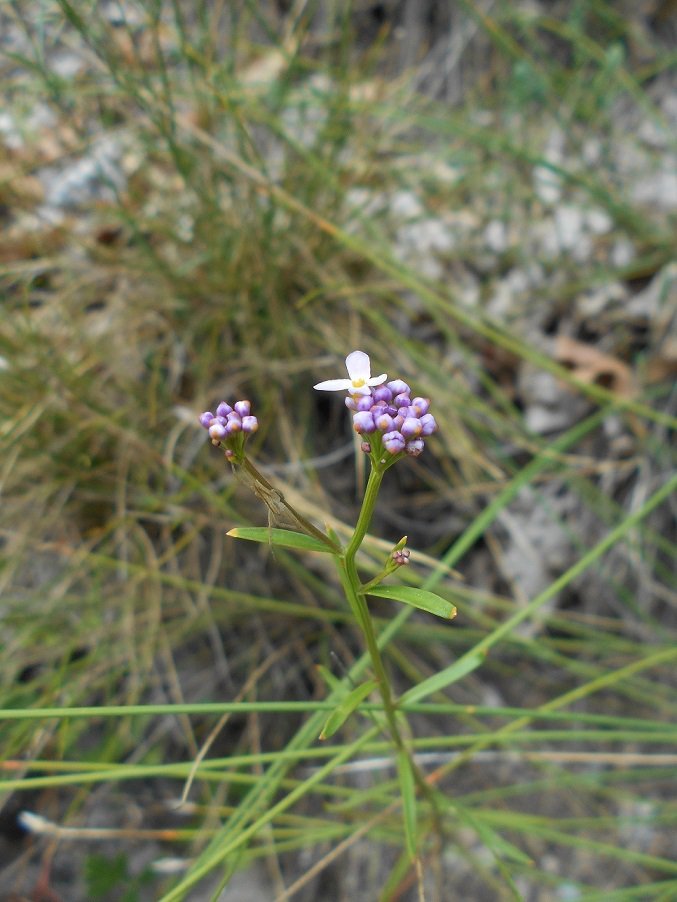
[{"xmin": 352, "ymin": 378, "xmax": 366, "ymax": 388}]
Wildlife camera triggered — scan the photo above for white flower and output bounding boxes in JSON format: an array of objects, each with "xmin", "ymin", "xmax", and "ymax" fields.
[{"xmin": 313, "ymin": 350, "xmax": 387, "ymax": 396}]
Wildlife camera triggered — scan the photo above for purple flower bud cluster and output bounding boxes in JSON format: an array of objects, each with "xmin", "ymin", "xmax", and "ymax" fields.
[
  {"xmin": 392, "ymin": 548, "xmax": 411, "ymax": 566},
  {"xmin": 199, "ymin": 400, "xmax": 258, "ymax": 452},
  {"xmin": 345, "ymin": 379, "xmax": 437, "ymax": 457}
]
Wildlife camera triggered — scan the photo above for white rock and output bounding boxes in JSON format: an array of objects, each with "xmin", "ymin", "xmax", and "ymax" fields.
[
  {"xmin": 554, "ymin": 204, "xmax": 585, "ymax": 251},
  {"xmin": 631, "ymin": 167, "xmax": 677, "ymax": 210},
  {"xmin": 627, "ymin": 262, "xmax": 677, "ymax": 321},
  {"xmin": 582, "ymin": 138, "xmax": 602, "ymax": 166},
  {"xmin": 484, "ymin": 219, "xmax": 508, "ymax": 254},
  {"xmin": 389, "ymin": 190, "xmax": 424, "ymax": 220},
  {"xmin": 533, "ymin": 163, "xmax": 562, "ymax": 205},
  {"xmin": 40, "ymin": 138, "xmax": 125, "ymax": 210},
  {"xmin": 578, "ymin": 282, "xmax": 627, "ymax": 317},
  {"xmin": 51, "ymin": 52, "xmax": 85, "ymax": 79},
  {"xmin": 610, "ymin": 237, "xmax": 636, "ymax": 268},
  {"xmin": 519, "ymin": 367, "xmax": 591, "ymax": 434},
  {"xmin": 395, "ymin": 218, "xmax": 455, "ymax": 280},
  {"xmin": 487, "ymin": 279, "xmax": 513, "ymax": 319},
  {"xmin": 0, "ymin": 111, "xmax": 23, "ymax": 149},
  {"xmin": 585, "ymin": 207, "xmax": 613, "ymax": 235},
  {"xmin": 533, "ymin": 126, "xmax": 566, "ymax": 205}
]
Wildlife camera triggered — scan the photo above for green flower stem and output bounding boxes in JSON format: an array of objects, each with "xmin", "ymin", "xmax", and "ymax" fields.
[
  {"xmin": 344, "ymin": 462, "xmax": 385, "ymax": 564},
  {"xmin": 235, "ymin": 450, "xmax": 435, "ymax": 816},
  {"xmin": 339, "ymin": 460, "xmax": 436, "ymax": 813}
]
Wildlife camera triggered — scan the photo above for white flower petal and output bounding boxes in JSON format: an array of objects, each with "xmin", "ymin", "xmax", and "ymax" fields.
[
  {"xmin": 313, "ymin": 378, "xmax": 353, "ymax": 391},
  {"xmin": 367, "ymin": 373, "xmax": 388, "ymax": 387},
  {"xmin": 345, "ymin": 350, "xmax": 371, "ymax": 382}
]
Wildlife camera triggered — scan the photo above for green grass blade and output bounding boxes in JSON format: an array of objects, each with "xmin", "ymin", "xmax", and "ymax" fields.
[
  {"xmin": 402, "ymin": 473, "xmax": 677, "ymax": 705},
  {"xmin": 395, "ymin": 748, "xmax": 417, "ymax": 861},
  {"xmin": 319, "ymin": 679, "xmax": 379, "ymax": 740}
]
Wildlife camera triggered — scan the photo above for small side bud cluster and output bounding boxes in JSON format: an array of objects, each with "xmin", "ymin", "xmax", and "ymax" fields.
[
  {"xmin": 392, "ymin": 548, "xmax": 411, "ymax": 566},
  {"xmin": 346, "ymin": 380, "xmax": 437, "ymax": 458},
  {"xmin": 199, "ymin": 400, "xmax": 258, "ymax": 459}
]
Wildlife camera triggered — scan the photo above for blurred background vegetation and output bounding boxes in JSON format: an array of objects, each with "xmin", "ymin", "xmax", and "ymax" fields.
[{"xmin": 0, "ymin": 1, "xmax": 676, "ymax": 899}]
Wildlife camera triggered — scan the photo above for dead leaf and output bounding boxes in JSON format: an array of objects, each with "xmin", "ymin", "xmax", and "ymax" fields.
[
  {"xmin": 555, "ymin": 335, "xmax": 637, "ymax": 399},
  {"xmin": 645, "ymin": 336, "xmax": 677, "ymax": 384}
]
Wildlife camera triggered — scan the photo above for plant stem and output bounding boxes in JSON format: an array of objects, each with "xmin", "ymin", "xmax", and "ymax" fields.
[
  {"xmin": 345, "ymin": 463, "xmax": 385, "ymax": 564},
  {"xmin": 235, "ymin": 456, "xmax": 340, "ymax": 553},
  {"xmin": 339, "ymin": 461, "xmax": 436, "ymax": 811}
]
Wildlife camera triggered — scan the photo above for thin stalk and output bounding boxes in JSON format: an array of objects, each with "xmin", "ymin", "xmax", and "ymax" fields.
[
  {"xmin": 339, "ymin": 461, "xmax": 438, "ymax": 813},
  {"xmin": 235, "ymin": 456, "xmax": 340, "ymax": 553},
  {"xmin": 344, "ymin": 463, "xmax": 385, "ymax": 563}
]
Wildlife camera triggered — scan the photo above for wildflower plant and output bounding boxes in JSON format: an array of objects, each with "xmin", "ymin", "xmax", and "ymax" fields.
[{"xmin": 199, "ymin": 350, "xmax": 449, "ymax": 863}]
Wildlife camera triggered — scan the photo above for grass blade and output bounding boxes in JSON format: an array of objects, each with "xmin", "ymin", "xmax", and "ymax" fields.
[{"xmin": 319, "ymin": 679, "xmax": 379, "ymax": 740}]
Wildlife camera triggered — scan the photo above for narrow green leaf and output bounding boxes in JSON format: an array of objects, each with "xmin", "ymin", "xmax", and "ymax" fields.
[
  {"xmin": 461, "ymin": 810, "xmax": 533, "ymax": 866},
  {"xmin": 319, "ymin": 680, "xmax": 379, "ymax": 740},
  {"xmin": 366, "ymin": 585, "xmax": 457, "ymax": 620},
  {"xmin": 401, "ymin": 652, "xmax": 486, "ymax": 705},
  {"xmin": 396, "ymin": 749, "xmax": 417, "ymax": 860},
  {"xmin": 226, "ymin": 527, "xmax": 335, "ymax": 554},
  {"xmin": 315, "ymin": 665, "xmax": 342, "ymax": 694}
]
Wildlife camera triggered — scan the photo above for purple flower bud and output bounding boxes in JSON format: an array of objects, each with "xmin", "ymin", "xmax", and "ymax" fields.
[
  {"xmin": 394, "ymin": 392, "xmax": 410, "ymax": 408},
  {"xmin": 216, "ymin": 402, "xmax": 233, "ymax": 418},
  {"xmin": 345, "ymin": 397, "xmax": 357, "ymax": 410},
  {"xmin": 215, "ymin": 416, "xmax": 228, "ymax": 426},
  {"xmin": 208, "ymin": 422, "xmax": 227, "ymax": 441},
  {"xmin": 353, "ymin": 411, "xmax": 376, "ymax": 434},
  {"xmin": 392, "ymin": 549, "xmax": 411, "ymax": 565},
  {"xmin": 411, "ymin": 397, "xmax": 430, "ymax": 416},
  {"xmin": 360, "ymin": 441, "xmax": 371, "ymax": 453},
  {"xmin": 393, "ymin": 414, "xmax": 404, "ymax": 430},
  {"xmin": 226, "ymin": 414, "xmax": 242, "ymax": 433},
  {"xmin": 406, "ymin": 439, "xmax": 425, "ymax": 456},
  {"xmin": 225, "ymin": 449, "xmax": 235, "ymax": 459},
  {"xmin": 401, "ymin": 417, "xmax": 422, "ymax": 439},
  {"xmin": 199, "ymin": 411, "xmax": 215, "ymax": 429},
  {"xmin": 383, "ymin": 430, "xmax": 406, "ymax": 454},
  {"xmin": 372, "ymin": 386, "xmax": 393, "ymax": 403},
  {"xmin": 419, "ymin": 414, "xmax": 437, "ymax": 435},
  {"xmin": 241, "ymin": 415, "xmax": 259, "ymax": 433},
  {"xmin": 375, "ymin": 412, "xmax": 395, "ymax": 432},
  {"xmin": 388, "ymin": 380, "xmax": 410, "ymax": 395},
  {"xmin": 355, "ymin": 395, "xmax": 374, "ymax": 412},
  {"xmin": 234, "ymin": 400, "xmax": 251, "ymax": 418}
]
